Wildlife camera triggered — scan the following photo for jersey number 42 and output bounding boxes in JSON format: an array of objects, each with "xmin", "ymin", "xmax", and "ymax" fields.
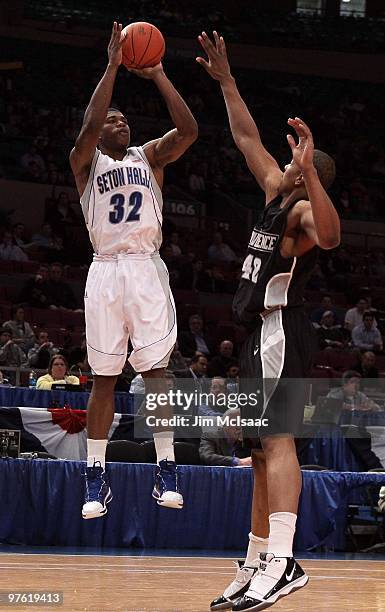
[
  {"xmin": 241, "ymin": 254, "xmax": 261, "ymax": 284},
  {"xmin": 109, "ymin": 192, "xmax": 143, "ymax": 224}
]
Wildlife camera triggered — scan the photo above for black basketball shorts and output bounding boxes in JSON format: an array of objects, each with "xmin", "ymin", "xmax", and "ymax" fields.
[{"xmin": 238, "ymin": 306, "xmax": 316, "ymax": 439}]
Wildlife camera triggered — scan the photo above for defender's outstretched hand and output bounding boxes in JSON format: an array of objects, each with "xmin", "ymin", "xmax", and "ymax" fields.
[
  {"xmin": 108, "ymin": 22, "xmax": 125, "ymax": 67},
  {"xmin": 287, "ymin": 117, "xmax": 315, "ymax": 172},
  {"xmin": 196, "ymin": 31, "xmax": 231, "ymax": 82}
]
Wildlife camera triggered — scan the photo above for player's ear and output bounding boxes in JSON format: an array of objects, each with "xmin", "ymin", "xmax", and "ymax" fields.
[{"xmin": 294, "ymin": 173, "xmax": 304, "ymax": 186}]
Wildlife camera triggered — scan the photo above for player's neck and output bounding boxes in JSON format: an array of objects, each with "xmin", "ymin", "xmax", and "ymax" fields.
[
  {"xmin": 279, "ymin": 186, "xmax": 307, "ymax": 207},
  {"xmin": 99, "ymin": 144, "xmax": 127, "ymax": 161}
]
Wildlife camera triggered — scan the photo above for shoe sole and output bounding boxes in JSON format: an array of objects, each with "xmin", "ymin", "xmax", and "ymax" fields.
[
  {"xmin": 243, "ymin": 575, "xmax": 309, "ymax": 611},
  {"xmin": 210, "ymin": 599, "xmax": 233, "ymax": 610},
  {"xmin": 152, "ymin": 492, "xmax": 183, "ymax": 509},
  {"xmin": 82, "ymin": 489, "xmax": 113, "ymax": 520},
  {"xmin": 210, "ymin": 577, "xmax": 255, "ymax": 610}
]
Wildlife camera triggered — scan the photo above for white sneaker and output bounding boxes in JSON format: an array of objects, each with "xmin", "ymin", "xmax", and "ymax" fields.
[
  {"xmin": 232, "ymin": 553, "xmax": 308, "ymax": 611},
  {"xmin": 209, "ymin": 559, "xmax": 259, "ymax": 610}
]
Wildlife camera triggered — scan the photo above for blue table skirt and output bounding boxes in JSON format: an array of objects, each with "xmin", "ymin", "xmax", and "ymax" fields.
[
  {"xmin": 0, "ymin": 386, "xmax": 134, "ymax": 414},
  {"xmin": 0, "ymin": 460, "xmax": 384, "ymax": 551}
]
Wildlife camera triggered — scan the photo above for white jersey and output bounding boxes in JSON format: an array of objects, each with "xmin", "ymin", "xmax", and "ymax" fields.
[{"xmin": 80, "ymin": 146, "xmax": 163, "ymax": 255}]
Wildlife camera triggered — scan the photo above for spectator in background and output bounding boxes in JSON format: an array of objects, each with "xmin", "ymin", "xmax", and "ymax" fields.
[
  {"xmin": 188, "ymin": 163, "xmax": 206, "ymax": 195},
  {"xmin": 21, "ymin": 160, "xmax": 44, "ymax": 183},
  {"xmin": 3, "ymin": 305, "xmax": 35, "ymax": 353},
  {"xmin": 169, "ymin": 231, "xmax": 182, "ymax": 257},
  {"xmin": 45, "ymin": 262, "xmax": 78, "ymax": 310},
  {"xmin": 207, "ymin": 231, "xmax": 238, "ymax": 263},
  {"xmin": 370, "ymin": 252, "xmax": 385, "ymax": 277},
  {"xmin": 352, "ymin": 312, "xmax": 383, "ymax": 352},
  {"xmin": 198, "ymin": 376, "xmax": 229, "ymax": 417},
  {"xmin": 160, "ymin": 244, "xmax": 180, "ymax": 287},
  {"xmin": 195, "ymin": 263, "xmax": 227, "ymax": 293},
  {"xmin": 168, "ymin": 341, "xmax": 188, "ymax": 372},
  {"xmin": 36, "ymin": 354, "xmax": 80, "ymax": 390},
  {"xmin": 354, "ymin": 351, "xmax": 379, "ymax": 379},
  {"xmin": 207, "ymin": 340, "xmax": 235, "ymax": 377},
  {"xmin": 174, "ymin": 353, "xmax": 208, "ymax": 392},
  {"xmin": 68, "ymin": 332, "xmax": 89, "ymax": 372},
  {"xmin": 178, "ymin": 251, "xmax": 198, "ymax": 289},
  {"xmin": 20, "ymin": 145, "xmax": 46, "ymax": 174},
  {"xmin": 46, "ymin": 192, "xmax": 78, "ymax": 235},
  {"xmin": 32, "ymin": 223, "xmax": 63, "ymax": 252},
  {"xmin": 28, "ymin": 330, "xmax": 59, "ymax": 369},
  {"xmin": 0, "ymin": 328, "xmax": 28, "ymax": 382},
  {"xmin": 353, "ymin": 351, "xmax": 379, "ymax": 391},
  {"xmin": 178, "ymin": 314, "xmax": 212, "ymax": 357},
  {"xmin": 306, "ymin": 263, "xmax": 327, "ymax": 291},
  {"xmin": 310, "ymin": 294, "xmax": 341, "ymax": 326},
  {"xmin": 326, "ymin": 370, "xmax": 380, "ymax": 412},
  {"xmin": 199, "ymin": 407, "xmax": 252, "ymax": 466},
  {"xmin": 316, "ymin": 311, "xmax": 346, "ymax": 350},
  {"xmin": 12, "ymin": 223, "xmax": 33, "ymax": 252},
  {"xmin": 0, "ymin": 231, "xmax": 28, "ymax": 262},
  {"xmin": 345, "ymin": 297, "xmax": 371, "ymax": 331},
  {"xmin": 226, "ymin": 363, "xmax": 240, "ymax": 391},
  {"xmin": 18, "ymin": 264, "xmax": 50, "ymax": 308}
]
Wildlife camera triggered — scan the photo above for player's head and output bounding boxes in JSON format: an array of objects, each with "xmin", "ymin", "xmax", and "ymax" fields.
[
  {"xmin": 280, "ymin": 149, "xmax": 336, "ymax": 194},
  {"xmin": 99, "ymin": 108, "xmax": 130, "ymax": 150}
]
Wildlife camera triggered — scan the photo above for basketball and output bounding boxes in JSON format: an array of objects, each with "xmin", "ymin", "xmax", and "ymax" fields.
[{"xmin": 122, "ymin": 22, "xmax": 165, "ymax": 69}]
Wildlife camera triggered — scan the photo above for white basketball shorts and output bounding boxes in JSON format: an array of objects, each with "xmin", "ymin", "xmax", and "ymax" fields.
[{"xmin": 84, "ymin": 252, "xmax": 177, "ymax": 376}]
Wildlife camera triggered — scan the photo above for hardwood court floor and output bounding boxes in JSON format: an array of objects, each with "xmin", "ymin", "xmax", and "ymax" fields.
[{"xmin": 0, "ymin": 554, "xmax": 385, "ymax": 611}]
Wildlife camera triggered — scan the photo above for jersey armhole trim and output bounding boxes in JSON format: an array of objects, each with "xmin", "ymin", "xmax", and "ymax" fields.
[{"xmin": 80, "ymin": 149, "xmax": 100, "ymax": 221}]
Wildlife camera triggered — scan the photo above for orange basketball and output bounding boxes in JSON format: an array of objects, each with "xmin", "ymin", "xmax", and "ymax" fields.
[{"xmin": 122, "ymin": 22, "xmax": 165, "ymax": 69}]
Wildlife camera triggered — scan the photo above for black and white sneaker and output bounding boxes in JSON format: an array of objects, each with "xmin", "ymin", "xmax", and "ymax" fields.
[
  {"xmin": 232, "ymin": 553, "xmax": 308, "ymax": 611},
  {"xmin": 209, "ymin": 560, "xmax": 259, "ymax": 611}
]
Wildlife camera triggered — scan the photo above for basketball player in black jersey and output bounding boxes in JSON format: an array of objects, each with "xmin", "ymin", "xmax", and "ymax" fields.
[{"xmin": 197, "ymin": 32, "xmax": 340, "ymax": 611}]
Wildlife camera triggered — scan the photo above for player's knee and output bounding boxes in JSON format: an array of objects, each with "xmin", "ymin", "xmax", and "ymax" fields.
[
  {"xmin": 142, "ymin": 367, "xmax": 166, "ymax": 379},
  {"xmin": 261, "ymin": 435, "xmax": 295, "ymax": 457},
  {"xmin": 91, "ymin": 375, "xmax": 118, "ymax": 395}
]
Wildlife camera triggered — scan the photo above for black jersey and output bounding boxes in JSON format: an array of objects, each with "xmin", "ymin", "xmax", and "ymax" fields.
[{"xmin": 233, "ymin": 195, "xmax": 318, "ymax": 325}]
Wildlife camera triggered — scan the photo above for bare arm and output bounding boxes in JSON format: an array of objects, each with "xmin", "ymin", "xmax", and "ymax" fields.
[
  {"xmin": 69, "ymin": 22, "xmax": 124, "ymax": 195},
  {"xmin": 288, "ymin": 118, "xmax": 340, "ymax": 250},
  {"xmin": 196, "ymin": 31, "xmax": 282, "ymax": 198},
  {"xmin": 125, "ymin": 64, "xmax": 198, "ymax": 170}
]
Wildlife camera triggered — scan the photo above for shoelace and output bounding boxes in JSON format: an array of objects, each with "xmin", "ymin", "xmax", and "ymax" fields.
[
  {"xmin": 84, "ymin": 468, "xmax": 104, "ymax": 502},
  {"xmin": 159, "ymin": 462, "xmax": 178, "ymax": 492},
  {"xmin": 224, "ymin": 564, "xmax": 254, "ymax": 598}
]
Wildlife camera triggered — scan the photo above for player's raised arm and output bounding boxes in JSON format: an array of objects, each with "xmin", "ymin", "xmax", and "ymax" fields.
[
  {"xmin": 288, "ymin": 117, "xmax": 340, "ymax": 249},
  {"xmin": 126, "ymin": 64, "xmax": 198, "ymax": 169},
  {"xmin": 69, "ymin": 22, "xmax": 124, "ymax": 193},
  {"xmin": 196, "ymin": 31, "xmax": 282, "ymax": 199}
]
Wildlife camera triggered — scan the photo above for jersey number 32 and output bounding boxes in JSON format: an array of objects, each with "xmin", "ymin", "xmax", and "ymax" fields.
[
  {"xmin": 109, "ymin": 192, "xmax": 142, "ymax": 224},
  {"xmin": 241, "ymin": 254, "xmax": 261, "ymax": 284}
]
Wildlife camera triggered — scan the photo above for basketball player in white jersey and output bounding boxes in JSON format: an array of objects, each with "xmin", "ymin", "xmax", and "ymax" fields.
[{"xmin": 69, "ymin": 23, "xmax": 198, "ymax": 518}]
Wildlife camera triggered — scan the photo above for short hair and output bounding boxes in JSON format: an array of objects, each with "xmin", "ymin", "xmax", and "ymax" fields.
[
  {"xmin": 48, "ymin": 354, "xmax": 69, "ymax": 376},
  {"xmin": 11, "ymin": 304, "xmax": 24, "ymax": 318},
  {"xmin": 190, "ymin": 354, "xmax": 207, "ymax": 365},
  {"xmin": 312, "ymin": 149, "xmax": 336, "ymax": 190},
  {"xmin": 363, "ymin": 311, "xmax": 374, "ymax": 320},
  {"xmin": 342, "ymin": 370, "xmax": 361, "ymax": 385},
  {"xmin": 107, "ymin": 107, "xmax": 122, "ymax": 115},
  {"xmin": 0, "ymin": 327, "xmax": 12, "ymax": 336}
]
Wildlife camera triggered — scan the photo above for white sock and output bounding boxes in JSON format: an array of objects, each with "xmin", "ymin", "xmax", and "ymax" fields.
[
  {"xmin": 267, "ymin": 512, "xmax": 297, "ymax": 558},
  {"xmin": 244, "ymin": 532, "xmax": 269, "ymax": 566},
  {"xmin": 153, "ymin": 431, "xmax": 175, "ymax": 463},
  {"xmin": 87, "ymin": 438, "xmax": 108, "ymax": 468}
]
